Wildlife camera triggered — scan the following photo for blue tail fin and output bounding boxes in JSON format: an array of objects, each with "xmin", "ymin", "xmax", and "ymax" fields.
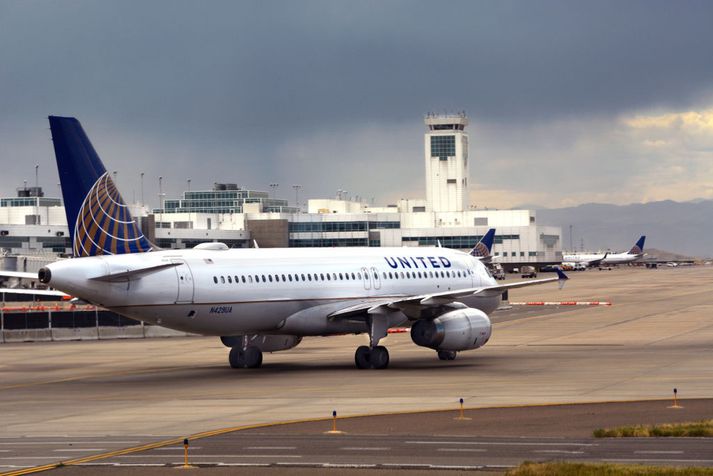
[
  {"xmin": 629, "ymin": 235, "xmax": 646, "ymax": 255},
  {"xmin": 49, "ymin": 116, "xmax": 153, "ymax": 257},
  {"xmin": 470, "ymin": 228, "xmax": 496, "ymax": 258}
]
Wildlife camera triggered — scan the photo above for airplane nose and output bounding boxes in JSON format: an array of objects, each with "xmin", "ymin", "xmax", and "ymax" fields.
[{"xmin": 38, "ymin": 267, "xmax": 52, "ymax": 284}]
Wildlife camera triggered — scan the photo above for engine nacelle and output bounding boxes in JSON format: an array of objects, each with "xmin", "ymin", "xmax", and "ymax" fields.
[
  {"xmin": 220, "ymin": 334, "xmax": 302, "ymax": 352},
  {"xmin": 410, "ymin": 308, "xmax": 492, "ymax": 352}
]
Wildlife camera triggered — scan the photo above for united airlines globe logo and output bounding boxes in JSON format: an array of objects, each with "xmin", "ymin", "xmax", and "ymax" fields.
[
  {"xmin": 73, "ymin": 172, "xmax": 152, "ymax": 257},
  {"xmin": 471, "ymin": 242, "xmax": 489, "ymax": 257}
]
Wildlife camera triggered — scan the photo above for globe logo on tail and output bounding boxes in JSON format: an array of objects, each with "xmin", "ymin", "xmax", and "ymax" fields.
[{"xmin": 73, "ymin": 172, "xmax": 153, "ymax": 257}]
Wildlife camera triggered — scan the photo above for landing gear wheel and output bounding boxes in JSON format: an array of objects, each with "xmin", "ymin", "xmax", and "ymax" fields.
[
  {"xmin": 244, "ymin": 346, "xmax": 263, "ymax": 368},
  {"xmin": 229, "ymin": 346, "xmax": 263, "ymax": 368},
  {"xmin": 355, "ymin": 345, "xmax": 371, "ymax": 369},
  {"xmin": 437, "ymin": 350, "xmax": 457, "ymax": 361},
  {"xmin": 229, "ymin": 347, "xmax": 245, "ymax": 368},
  {"xmin": 370, "ymin": 346, "xmax": 390, "ymax": 369}
]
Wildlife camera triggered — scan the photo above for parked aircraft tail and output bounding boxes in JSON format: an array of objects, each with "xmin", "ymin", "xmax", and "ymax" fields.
[
  {"xmin": 628, "ymin": 236, "xmax": 646, "ymax": 255},
  {"xmin": 470, "ymin": 228, "xmax": 496, "ymax": 259},
  {"xmin": 48, "ymin": 116, "xmax": 154, "ymax": 257}
]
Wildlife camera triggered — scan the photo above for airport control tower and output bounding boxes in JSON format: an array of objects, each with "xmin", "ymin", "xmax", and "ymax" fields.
[{"xmin": 424, "ymin": 112, "xmax": 469, "ymax": 212}]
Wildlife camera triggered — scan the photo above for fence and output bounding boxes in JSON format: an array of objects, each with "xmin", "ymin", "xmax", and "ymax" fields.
[{"xmin": 0, "ymin": 303, "xmax": 192, "ymax": 343}]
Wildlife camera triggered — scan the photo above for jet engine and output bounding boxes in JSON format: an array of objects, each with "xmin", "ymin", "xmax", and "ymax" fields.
[{"xmin": 410, "ymin": 308, "xmax": 492, "ymax": 352}]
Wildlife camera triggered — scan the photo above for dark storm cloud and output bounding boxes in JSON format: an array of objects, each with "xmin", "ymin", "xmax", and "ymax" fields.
[{"xmin": 1, "ymin": 0, "xmax": 713, "ymax": 205}]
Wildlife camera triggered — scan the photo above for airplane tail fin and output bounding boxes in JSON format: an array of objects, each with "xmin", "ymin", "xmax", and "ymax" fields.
[
  {"xmin": 470, "ymin": 228, "xmax": 496, "ymax": 258},
  {"xmin": 48, "ymin": 116, "xmax": 154, "ymax": 257},
  {"xmin": 629, "ymin": 235, "xmax": 646, "ymax": 255}
]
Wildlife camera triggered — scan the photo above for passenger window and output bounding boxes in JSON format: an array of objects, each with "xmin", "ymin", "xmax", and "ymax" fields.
[
  {"xmin": 339, "ymin": 273, "xmax": 343, "ymax": 280},
  {"xmin": 351, "ymin": 272, "xmax": 356, "ymax": 280},
  {"xmin": 282, "ymin": 274, "xmax": 286, "ymax": 281},
  {"xmin": 320, "ymin": 273, "xmax": 325, "ymax": 281},
  {"xmin": 220, "ymin": 276, "xmax": 225, "ymax": 284},
  {"xmin": 213, "ymin": 276, "xmax": 218, "ymax": 284},
  {"xmin": 227, "ymin": 276, "xmax": 232, "ymax": 284},
  {"xmin": 400, "ymin": 272, "xmax": 405, "ymax": 279},
  {"xmin": 327, "ymin": 274, "xmax": 331, "ymax": 281},
  {"xmin": 247, "ymin": 276, "xmax": 252, "ymax": 283},
  {"xmin": 332, "ymin": 273, "xmax": 337, "ymax": 280},
  {"xmin": 261, "ymin": 275, "xmax": 266, "ymax": 282},
  {"xmin": 241, "ymin": 276, "xmax": 246, "ymax": 283},
  {"xmin": 288, "ymin": 275, "xmax": 293, "ymax": 282},
  {"xmin": 301, "ymin": 274, "xmax": 306, "ymax": 281},
  {"xmin": 268, "ymin": 275, "xmax": 273, "ymax": 282},
  {"xmin": 357, "ymin": 273, "xmax": 362, "ymax": 280},
  {"xmin": 307, "ymin": 274, "xmax": 312, "ymax": 281}
]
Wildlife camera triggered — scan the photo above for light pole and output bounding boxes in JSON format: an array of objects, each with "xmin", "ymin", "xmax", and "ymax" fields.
[
  {"xmin": 292, "ymin": 184, "xmax": 302, "ymax": 212},
  {"xmin": 269, "ymin": 183, "xmax": 279, "ymax": 198},
  {"xmin": 140, "ymin": 172, "xmax": 145, "ymax": 207}
]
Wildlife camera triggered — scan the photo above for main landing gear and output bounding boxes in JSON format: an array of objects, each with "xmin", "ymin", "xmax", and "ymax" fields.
[
  {"xmin": 354, "ymin": 345, "xmax": 390, "ymax": 369},
  {"xmin": 354, "ymin": 313, "xmax": 392, "ymax": 369},
  {"xmin": 229, "ymin": 345, "xmax": 263, "ymax": 369}
]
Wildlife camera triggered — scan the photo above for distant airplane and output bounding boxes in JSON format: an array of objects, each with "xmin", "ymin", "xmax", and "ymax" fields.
[
  {"xmin": 602, "ymin": 236, "xmax": 646, "ymax": 264},
  {"xmin": 38, "ymin": 116, "xmax": 568, "ymax": 370},
  {"xmin": 563, "ymin": 236, "xmax": 646, "ymax": 267}
]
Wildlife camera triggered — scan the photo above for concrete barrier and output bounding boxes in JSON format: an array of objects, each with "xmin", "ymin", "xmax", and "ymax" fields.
[
  {"xmin": 51, "ymin": 327, "xmax": 99, "ymax": 341},
  {"xmin": 3, "ymin": 329, "xmax": 53, "ymax": 343}
]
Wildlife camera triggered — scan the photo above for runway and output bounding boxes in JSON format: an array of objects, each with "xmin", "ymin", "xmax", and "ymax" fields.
[{"xmin": 1, "ymin": 266, "xmax": 712, "ymax": 473}]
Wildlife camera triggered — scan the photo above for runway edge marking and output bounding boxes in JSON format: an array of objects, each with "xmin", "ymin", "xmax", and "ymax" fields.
[{"xmin": 0, "ymin": 396, "xmax": 693, "ymax": 476}]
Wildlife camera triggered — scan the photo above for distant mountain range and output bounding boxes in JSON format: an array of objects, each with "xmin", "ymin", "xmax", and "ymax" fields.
[{"xmin": 529, "ymin": 200, "xmax": 713, "ymax": 258}]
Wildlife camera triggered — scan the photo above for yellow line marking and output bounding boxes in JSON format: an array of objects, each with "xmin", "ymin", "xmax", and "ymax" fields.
[{"xmin": 0, "ymin": 396, "xmax": 697, "ymax": 476}]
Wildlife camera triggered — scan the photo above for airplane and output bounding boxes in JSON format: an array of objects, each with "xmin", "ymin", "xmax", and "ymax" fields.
[
  {"xmin": 38, "ymin": 116, "xmax": 568, "ymax": 370},
  {"xmin": 563, "ymin": 236, "xmax": 646, "ymax": 267},
  {"xmin": 560, "ymin": 252, "xmax": 608, "ymax": 269},
  {"xmin": 601, "ymin": 236, "xmax": 646, "ymax": 265}
]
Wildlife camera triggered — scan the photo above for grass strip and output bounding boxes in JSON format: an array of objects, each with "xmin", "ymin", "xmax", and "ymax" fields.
[
  {"xmin": 507, "ymin": 461, "xmax": 713, "ymax": 476},
  {"xmin": 594, "ymin": 420, "xmax": 713, "ymax": 438}
]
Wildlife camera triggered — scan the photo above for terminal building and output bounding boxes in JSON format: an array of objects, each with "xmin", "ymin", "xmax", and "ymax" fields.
[{"xmin": 0, "ymin": 113, "xmax": 563, "ymax": 272}]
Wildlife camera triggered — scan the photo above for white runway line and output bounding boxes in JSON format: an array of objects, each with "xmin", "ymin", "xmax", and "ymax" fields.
[
  {"xmin": 634, "ymin": 450, "xmax": 684, "ymax": 454},
  {"xmin": 533, "ymin": 450, "xmax": 584, "ymax": 454},
  {"xmin": 245, "ymin": 446, "xmax": 296, "ymax": 450},
  {"xmin": 437, "ymin": 448, "xmax": 487, "ymax": 452},
  {"xmin": 406, "ymin": 440, "xmax": 596, "ymax": 446},
  {"xmin": 53, "ymin": 448, "xmax": 106, "ymax": 452},
  {"xmin": 340, "ymin": 447, "xmax": 391, "ymax": 451}
]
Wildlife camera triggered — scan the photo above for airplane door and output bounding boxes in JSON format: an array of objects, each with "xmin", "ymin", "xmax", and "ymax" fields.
[
  {"xmin": 360, "ymin": 267, "xmax": 371, "ymax": 290},
  {"xmin": 172, "ymin": 259, "xmax": 195, "ymax": 304},
  {"xmin": 370, "ymin": 266, "xmax": 381, "ymax": 290}
]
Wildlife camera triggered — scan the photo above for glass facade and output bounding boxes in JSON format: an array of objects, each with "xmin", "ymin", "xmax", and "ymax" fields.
[
  {"xmin": 430, "ymin": 135, "xmax": 456, "ymax": 159},
  {"xmin": 289, "ymin": 238, "xmax": 369, "ymax": 247},
  {"xmin": 289, "ymin": 221, "xmax": 400, "ymax": 233},
  {"xmin": 0, "ymin": 197, "xmax": 62, "ymax": 207},
  {"xmin": 157, "ymin": 189, "xmax": 298, "ymax": 214},
  {"xmin": 402, "ymin": 234, "xmax": 519, "ymax": 248}
]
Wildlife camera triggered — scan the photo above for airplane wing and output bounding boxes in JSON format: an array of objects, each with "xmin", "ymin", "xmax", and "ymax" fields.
[
  {"xmin": 0, "ymin": 270, "xmax": 40, "ymax": 280},
  {"xmin": 0, "ymin": 287, "xmax": 70, "ymax": 298},
  {"xmin": 329, "ymin": 270, "xmax": 568, "ymax": 320},
  {"xmin": 584, "ymin": 252, "xmax": 608, "ymax": 267}
]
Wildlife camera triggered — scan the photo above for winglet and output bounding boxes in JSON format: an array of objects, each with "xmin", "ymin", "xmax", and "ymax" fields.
[{"xmin": 556, "ymin": 267, "xmax": 569, "ymax": 290}]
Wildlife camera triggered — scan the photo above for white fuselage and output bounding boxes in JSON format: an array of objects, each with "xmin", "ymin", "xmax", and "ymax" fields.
[
  {"xmin": 563, "ymin": 251, "xmax": 641, "ymax": 265},
  {"xmin": 45, "ymin": 247, "xmax": 500, "ymax": 337}
]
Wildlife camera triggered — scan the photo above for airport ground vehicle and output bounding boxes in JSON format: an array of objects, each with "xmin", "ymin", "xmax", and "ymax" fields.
[
  {"xmin": 520, "ymin": 266, "xmax": 537, "ymax": 278},
  {"xmin": 491, "ymin": 264, "xmax": 506, "ymax": 280}
]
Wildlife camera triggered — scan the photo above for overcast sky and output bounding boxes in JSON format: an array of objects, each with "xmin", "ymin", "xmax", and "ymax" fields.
[{"xmin": 2, "ymin": 0, "xmax": 713, "ymax": 209}]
